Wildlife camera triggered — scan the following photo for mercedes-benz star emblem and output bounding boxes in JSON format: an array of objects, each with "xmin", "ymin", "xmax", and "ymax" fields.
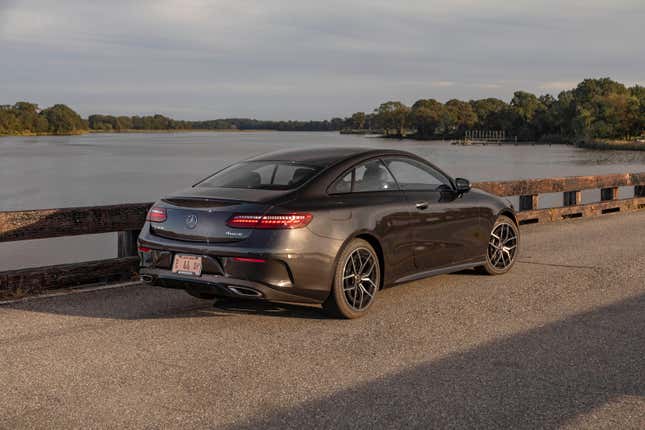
[{"xmin": 185, "ymin": 214, "xmax": 198, "ymax": 229}]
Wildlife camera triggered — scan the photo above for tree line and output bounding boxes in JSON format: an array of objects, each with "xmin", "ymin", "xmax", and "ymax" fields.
[
  {"xmin": 1, "ymin": 78, "xmax": 642, "ymax": 141},
  {"xmin": 364, "ymin": 78, "xmax": 643, "ymax": 142},
  {"xmin": 0, "ymin": 102, "xmax": 86, "ymax": 135},
  {"xmin": 0, "ymin": 105, "xmax": 346, "ymax": 134}
]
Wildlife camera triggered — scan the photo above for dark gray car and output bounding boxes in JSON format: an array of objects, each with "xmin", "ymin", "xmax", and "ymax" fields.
[{"xmin": 138, "ymin": 147, "xmax": 518, "ymax": 318}]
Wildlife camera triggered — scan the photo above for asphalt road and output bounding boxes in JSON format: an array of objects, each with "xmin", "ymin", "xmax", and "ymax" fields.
[{"xmin": 1, "ymin": 211, "xmax": 644, "ymax": 429}]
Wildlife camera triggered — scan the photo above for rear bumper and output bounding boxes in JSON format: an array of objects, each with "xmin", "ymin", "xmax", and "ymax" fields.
[
  {"xmin": 137, "ymin": 222, "xmax": 342, "ymax": 304},
  {"xmin": 140, "ymin": 268, "xmax": 322, "ymax": 304}
]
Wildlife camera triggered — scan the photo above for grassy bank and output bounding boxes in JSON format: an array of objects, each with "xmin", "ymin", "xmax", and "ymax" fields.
[{"xmin": 576, "ymin": 139, "xmax": 645, "ymax": 151}]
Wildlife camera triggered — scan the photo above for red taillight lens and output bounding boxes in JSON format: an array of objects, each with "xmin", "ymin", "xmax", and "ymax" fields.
[
  {"xmin": 233, "ymin": 257, "xmax": 266, "ymax": 263},
  {"xmin": 146, "ymin": 207, "xmax": 167, "ymax": 223},
  {"xmin": 227, "ymin": 213, "xmax": 313, "ymax": 229}
]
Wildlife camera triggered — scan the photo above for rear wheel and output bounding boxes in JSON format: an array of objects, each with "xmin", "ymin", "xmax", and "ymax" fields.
[
  {"xmin": 481, "ymin": 215, "xmax": 519, "ymax": 275},
  {"xmin": 323, "ymin": 239, "xmax": 381, "ymax": 319}
]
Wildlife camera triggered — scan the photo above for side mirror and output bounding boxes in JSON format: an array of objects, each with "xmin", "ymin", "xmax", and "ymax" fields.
[{"xmin": 455, "ymin": 177, "xmax": 471, "ymax": 194}]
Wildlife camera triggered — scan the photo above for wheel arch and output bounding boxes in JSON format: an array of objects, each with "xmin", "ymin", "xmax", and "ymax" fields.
[
  {"xmin": 355, "ymin": 233, "xmax": 385, "ymax": 289},
  {"xmin": 331, "ymin": 231, "xmax": 386, "ymax": 291},
  {"xmin": 497, "ymin": 208, "xmax": 518, "ymax": 227}
]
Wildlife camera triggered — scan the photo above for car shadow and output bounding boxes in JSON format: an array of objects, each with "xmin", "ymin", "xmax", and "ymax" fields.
[
  {"xmin": 221, "ymin": 293, "xmax": 645, "ymax": 429},
  {"xmin": 452, "ymin": 267, "xmax": 484, "ymax": 276},
  {"xmin": 212, "ymin": 298, "xmax": 327, "ymax": 319},
  {"xmin": 0, "ymin": 283, "xmax": 327, "ymax": 320}
]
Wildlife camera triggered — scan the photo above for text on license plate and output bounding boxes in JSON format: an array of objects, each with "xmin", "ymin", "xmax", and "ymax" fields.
[{"xmin": 172, "ymin": 254, "xmax": 203, "ymax": 276}]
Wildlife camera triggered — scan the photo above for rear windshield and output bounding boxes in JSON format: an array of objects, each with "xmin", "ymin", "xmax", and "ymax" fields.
[{"xmin": 196, "ymin": 161, "xmax": 321, "ymax": 190}]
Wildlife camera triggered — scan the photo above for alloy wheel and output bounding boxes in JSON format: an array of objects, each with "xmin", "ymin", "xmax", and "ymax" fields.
[
  {"xmin": 342, "ymin": 247, "xmax": 378, "ymax": 311},
  {"xmin": 488, "ymin": 222, "xmax": 518, "ymax": 270}
]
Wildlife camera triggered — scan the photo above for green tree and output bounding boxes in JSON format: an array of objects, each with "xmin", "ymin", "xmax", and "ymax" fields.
[
  {"xmin": 628, "ymin": 85, "xmax": 645, "ymax": 137},
  {"xmin": 350, "ymin": 112, "xmax": 366, "ymax": 129},
  {"xmin": 567, "ymin": 78, "xmax": 636, "ymax": 139},
  {"xmin": 40, "ymin": 104, "xmax": 86, "ymax": 134},
  {"xmin": 470, "ymin": 98, "xmax": 510, "ymax": 131},
  {"xmin": 117, "ymin": 116, "xmax": 133, "ymax": 130},
  {"xmin": 409, "ymin": 99, "xmax": 443, "ymax": 138},
  {"xmin": 442, "ymin": 99, "xmax": 477, "ymax": 137},
  {"xmin": 0, "ymin": 105, "xmax": 20, "ymax": 133},
  {"xmin": 508, "ymin": 91, "xmax": 546, "ymax": 140},
  {"xmin": 375, "ymin": 101, "xmax": 410, "ymax": 136},
  {"xmin": 13, "ymin": 102, "xmax": 40, "ymax": 131}
]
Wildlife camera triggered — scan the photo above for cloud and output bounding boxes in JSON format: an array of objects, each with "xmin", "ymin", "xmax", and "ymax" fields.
[
  {"xmin": 1, "ymin": 0, "xmax": 643, "ymax": 119},
  {"xmin": 539, "ymin": 81, "xmax": 580, "ymax": 91},
  {"xmin": 431, "ymin": 81, "xmax": 456, "ymax": 88}
]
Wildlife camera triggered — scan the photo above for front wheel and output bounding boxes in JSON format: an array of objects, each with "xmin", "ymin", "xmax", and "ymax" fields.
[
  {"xmin": 480, "ymin": 215, "xmax": 519, "ymax": 275},
  {"xmin": 323, "ymin": 239, "xmax": 381, "ymax": 319}
]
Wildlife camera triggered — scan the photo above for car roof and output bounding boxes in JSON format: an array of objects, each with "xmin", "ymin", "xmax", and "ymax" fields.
[{"xmin": 246, "ymin": 147, "xmax": 414, "ymax": 167}]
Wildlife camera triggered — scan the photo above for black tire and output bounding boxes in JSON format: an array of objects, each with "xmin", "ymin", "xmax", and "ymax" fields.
[
  {"xmin": 480, "ymin": 215, "xmax": 519, "ymax": 275},
  {"xmin": 323, "ymin": 238, "xmax": 381, "ymax": 319},
  {"xmin": 184, "ymin": 286, "xmax": 217, "ymax": 300}
]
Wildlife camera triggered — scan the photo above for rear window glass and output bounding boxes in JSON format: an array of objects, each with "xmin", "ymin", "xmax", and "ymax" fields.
[{"xmin": 196, "ymin": 161, "xmax": 320, "ymax": 190}]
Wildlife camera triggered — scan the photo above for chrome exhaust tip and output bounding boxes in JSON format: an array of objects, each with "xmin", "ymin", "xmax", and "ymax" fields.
[
  {"xmin": 228, "ymin": 286, "xmax": 262, "ymax": 297},
  {"xmin": 140, "ymin": 274, "xmax": 154, "ymax": 283}
]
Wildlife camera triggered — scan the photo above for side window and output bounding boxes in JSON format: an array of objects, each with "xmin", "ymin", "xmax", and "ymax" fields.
[
  {"xmin": 384, "ymin": 158, "xmax": 451, "ymax": 191},
  {"xmin": 273, "ymin": 165, "xmax": 317, "ymax": 187},
  {"xmin": 354, "ymin": 160, "xmax": 397, "ymax": 192},
  {"xmin": 329, "ymin": 159, "xmax": 398, "ymax": 194},
  {"xmin": 254, "ymin": 164, "xmax": 276, "ymax": 185},
  {"xmin": 329, "ymin": 170, "xmax": 353, "ymax": 194}
]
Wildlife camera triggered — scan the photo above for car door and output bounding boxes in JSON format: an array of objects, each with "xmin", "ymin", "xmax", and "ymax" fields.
[
  {"xmin": 382, "ymin": 157, "xmax": 482, "ymax": 271},
  {"xmin": 327, "ymin": 158, "xmax": 416, "ymax": 282}
]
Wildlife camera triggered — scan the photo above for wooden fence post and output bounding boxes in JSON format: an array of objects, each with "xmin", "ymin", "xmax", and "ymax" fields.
[
  {"xmin": 118, "ymin": 230, "xmax": 139, "ymax": 258},
  {"xmin": 600, "ymin": 187, "xmax": 619, "ymax": 201},
  {"xmin": 519, "ymin": 194, "xmax": 539, "ymax": 211},
  {"xmin": 563, "ymin": 191, "xmax": 581, "ymax": 206}
]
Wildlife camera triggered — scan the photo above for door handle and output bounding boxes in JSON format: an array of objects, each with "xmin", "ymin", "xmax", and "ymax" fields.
[{"xmin": 415, "ymin": 201, "xmax": 429, "ymax": 210}]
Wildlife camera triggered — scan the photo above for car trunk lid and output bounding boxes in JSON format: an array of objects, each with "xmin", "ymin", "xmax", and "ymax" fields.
[{"xmin": 149, "ymin": 187, "xmax": 285, "ymax": 243}]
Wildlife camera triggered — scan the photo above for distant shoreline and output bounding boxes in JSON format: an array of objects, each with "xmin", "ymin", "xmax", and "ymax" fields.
[
  {"xmin": 2, "ymin": 130, "xmax": 643, "ymax": 151},
  {"xmin": 88, "ymin": 129, "xmax": 279, "ymax": 134},
  {"xmin": 0, "ymin": 129, "xmax": 290, "ymax": 137},
  {"xmin": 0, "ymin": 130, "xmax": 88, "ymax": 137}
]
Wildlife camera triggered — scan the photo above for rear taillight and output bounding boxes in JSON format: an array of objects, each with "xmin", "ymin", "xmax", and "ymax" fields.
[
  {"xmin": 233, "ymin": 257, "xmax": 266, "ymax": 263},
  {"xmin": 227, "ymin": 213, "xmax": 313, "ymax": 229},
  {"xmin": 146, "ymin": 207, "xmax": 167, "ymax": 223}
]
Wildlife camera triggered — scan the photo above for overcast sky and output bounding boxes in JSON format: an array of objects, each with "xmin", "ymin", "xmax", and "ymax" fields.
[{"xmin": 1, "ymin": 0, "xmax": 643, "ymax": 120}]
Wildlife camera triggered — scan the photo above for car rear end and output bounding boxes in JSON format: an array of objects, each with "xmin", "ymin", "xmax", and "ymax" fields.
[{"xmin": 138, "ymin": 159, "xmax": 340, "ymax": 304}]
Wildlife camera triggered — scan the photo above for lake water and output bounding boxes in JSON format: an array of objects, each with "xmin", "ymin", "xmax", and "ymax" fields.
[{"xmin": 2, "ymin": 131, "xmax": 644, "ymax": 270}]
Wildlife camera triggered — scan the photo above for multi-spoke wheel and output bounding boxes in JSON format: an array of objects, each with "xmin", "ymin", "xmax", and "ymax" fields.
[
  {"xmin": 323, "ymin": 238, "xmax": 381, "ymax": 318},
  {"xmin": 481, "ymin": 215, "xmax": 519, "ymax": 275},
  {"xmin": 342, "ymin": 247, "xmax": 379, "ymax": 311}
]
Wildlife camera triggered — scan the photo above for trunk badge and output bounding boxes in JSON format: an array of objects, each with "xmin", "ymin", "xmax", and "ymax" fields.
[{"xmin": 185, "ymin": 214, "xmax": 198, "ymax": 229}]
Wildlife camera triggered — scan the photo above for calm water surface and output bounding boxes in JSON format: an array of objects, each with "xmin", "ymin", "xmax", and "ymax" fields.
[{"xmin": 2, "ymin": 131, "xmax": 644, "ymax": 270}]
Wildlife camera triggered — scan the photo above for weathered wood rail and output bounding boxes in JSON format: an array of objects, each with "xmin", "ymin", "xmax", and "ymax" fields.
[
  {"xmin": 1, "ymin": 172, "xmax": 644, "ymax": 297},
  {"xmin": 474, "ymin": 172, "xmax": 645, "ymax": 224},
  {"xmin": 0, "ymin": 203, "xmax": 153, "ymax": 298}
]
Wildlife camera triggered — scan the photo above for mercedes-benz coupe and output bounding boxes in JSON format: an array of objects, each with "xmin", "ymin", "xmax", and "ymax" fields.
[{"xmin": 138, "ymin": 147, "xmax": 519, "ymax": 318}]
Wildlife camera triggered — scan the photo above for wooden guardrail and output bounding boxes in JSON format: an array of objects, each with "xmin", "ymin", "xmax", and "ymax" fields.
[
  {"xmin": 0, "ymin": 203, "xmax": 153, "ymax": 297},
  {"xmin": 1, "ymin": 172, "xmax": 644, "ymax": 297},
  {"xmin": 473, "ymin": 172, "xmax": 645, "ymax": 224}
]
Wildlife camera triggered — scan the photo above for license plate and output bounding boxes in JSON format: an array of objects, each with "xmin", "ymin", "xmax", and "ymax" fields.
[{"xmin": 172, "ymin": 254, "xmax": 203, "ymax": 276}]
